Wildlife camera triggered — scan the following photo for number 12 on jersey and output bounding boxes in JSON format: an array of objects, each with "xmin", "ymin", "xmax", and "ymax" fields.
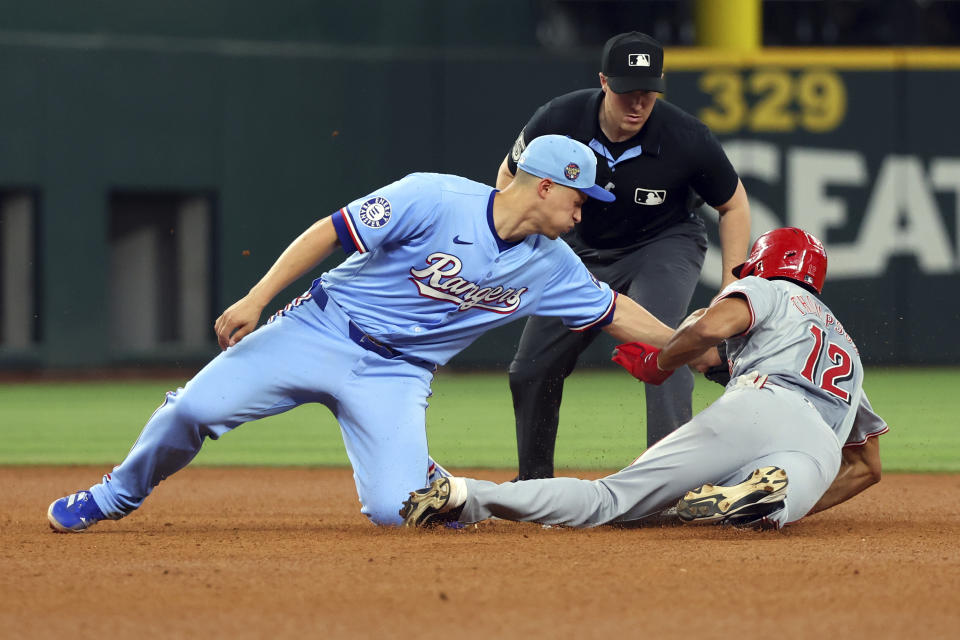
[{"xmin": 800, "ymin": 324, "xmax": 854, "ymax": 403}]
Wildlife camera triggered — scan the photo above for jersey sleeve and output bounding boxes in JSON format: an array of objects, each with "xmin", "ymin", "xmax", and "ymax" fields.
[
  {"xmin": 504, "ymin": 100, "xmax": 558, "ymax": 175},
  {"xmin": 844, "ymin": 393, "xmax": 889, "ymax": 446},
  {"xmin": 712, "ymin": 277, "xmax": 778, "ymax": 335},
  {"xmin": 330, "ymin": 174, "xmax": 437, "ymax": 255},
  {"xmin": 531, "ymin": 241, "xmax": 616, "ymax": 330},
  {"xmin": 686, "ymin": 124, "xmax": 739, "ymax": 208}
]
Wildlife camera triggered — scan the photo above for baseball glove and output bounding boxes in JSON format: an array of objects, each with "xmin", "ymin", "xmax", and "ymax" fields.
[{"xmin": 702, "ymin": 342, "xmax": 731, "ymax": 386}]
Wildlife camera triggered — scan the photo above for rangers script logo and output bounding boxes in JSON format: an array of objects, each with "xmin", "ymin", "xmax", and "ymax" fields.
[
  {"xmin": 358, "ymin": 196, "xmax": 392, "ymax": 228},
  {"xmin": 409, "ymin": 253, "xmax": 528, "ymax": 313}
]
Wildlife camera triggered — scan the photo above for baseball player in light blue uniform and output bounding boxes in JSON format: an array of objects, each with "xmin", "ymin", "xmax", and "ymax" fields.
[
  {"xmin": 48, "ymin": 135, "xmax": 684, "ymax": 531},
  {"xmin": 402, "ymin": 228, "xmax": 887, "ymax": 530}
]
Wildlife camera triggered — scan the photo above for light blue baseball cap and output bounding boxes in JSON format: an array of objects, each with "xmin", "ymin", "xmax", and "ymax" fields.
[{"xmin": 517, "ymin": 134, "xmax": 616, "ymax": 203}]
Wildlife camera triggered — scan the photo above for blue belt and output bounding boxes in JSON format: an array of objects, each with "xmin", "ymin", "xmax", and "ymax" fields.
[{"xmin": 311, "ymin": 286, "xmax": 436, "ymax": 372}]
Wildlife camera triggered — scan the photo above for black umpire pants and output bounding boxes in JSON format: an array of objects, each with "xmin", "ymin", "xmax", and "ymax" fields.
[{"xmin": 509, "ymin": 219, "xmax": 708, "ymax": 479}]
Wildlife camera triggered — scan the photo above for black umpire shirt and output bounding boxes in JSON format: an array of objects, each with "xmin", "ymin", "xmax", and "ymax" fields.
[{"xmin": 506, "ymin": 88, "xmax": 739, "ymax": 257}]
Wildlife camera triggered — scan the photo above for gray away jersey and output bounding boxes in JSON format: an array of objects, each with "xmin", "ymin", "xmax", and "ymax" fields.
[{"xmin": 716, "ymin": 277, "xmax": 884, "ymax": 445}]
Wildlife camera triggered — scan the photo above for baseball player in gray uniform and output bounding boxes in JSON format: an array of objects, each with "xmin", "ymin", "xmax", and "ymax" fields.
[{"xmin": 401, "ymin": 228, "xmax": 887, "ymax": 529}]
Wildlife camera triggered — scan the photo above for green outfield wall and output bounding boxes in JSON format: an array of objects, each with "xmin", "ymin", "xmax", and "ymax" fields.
[{"xmin": 1, "ymin": 5, "xmax": 958, "ymax": 369}]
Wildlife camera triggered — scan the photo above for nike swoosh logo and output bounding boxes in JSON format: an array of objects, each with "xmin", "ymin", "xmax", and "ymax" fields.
[{"xmin": 453, "ymin": 236, "xmax": 472, "ymax": 245}]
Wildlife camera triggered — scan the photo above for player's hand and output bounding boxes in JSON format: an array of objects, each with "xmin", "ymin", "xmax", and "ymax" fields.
[
  {"xmin": 214, "ymin": 296, "xmax": 265, "ymax": 350},
  {"xmin": 690, "ymin": 344, "xmax": 723, "ymax": 372},
  {"xmin": 699, "ymin": 343, "xmax": 731, "ymax": 386},
  {"xmin": 612, "ymin": 342, "xmax": 674, "ymax": 385}
]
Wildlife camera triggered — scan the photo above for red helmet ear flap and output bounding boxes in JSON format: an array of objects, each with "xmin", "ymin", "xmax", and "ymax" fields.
[{"xmin": 732, "ymin": 260, "xmax": 758, "ymax": 280}]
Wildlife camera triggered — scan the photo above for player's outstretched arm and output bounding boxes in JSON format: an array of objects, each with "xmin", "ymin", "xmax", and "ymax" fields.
[
  {"xmin": 602, "ymin": 295, "xmax": 675, "ymax": 347},
  {"xmin": 611, "ymin": 299, "xmax": 747, "ymax": 383},
  {"xmin": 807, "ymin": 436, "xmax": 882, "ymax": 515},
  {"xmin": 214, "ymin": 216, "xmax": 340, "ymax": 350},
  {"xmin": 657, "ymin": 296, "xmax": 751, "ymax": 370}
]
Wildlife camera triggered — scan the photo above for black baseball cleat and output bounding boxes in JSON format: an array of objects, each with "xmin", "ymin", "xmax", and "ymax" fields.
[
  {"xmin": 676, "ymin": 466, "xmax": 788, "ymax": 526},
  {"xmin": 400, "ymin": 478, "xmax": 462, "ymax": 528}
]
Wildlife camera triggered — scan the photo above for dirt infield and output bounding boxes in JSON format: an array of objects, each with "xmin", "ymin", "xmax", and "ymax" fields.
[{"xmin": 3, "ymin": 467, "xmax": 958, "ymax": 639}]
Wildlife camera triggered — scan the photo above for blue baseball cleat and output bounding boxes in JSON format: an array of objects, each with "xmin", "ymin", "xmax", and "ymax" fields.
[{"xmin": 47, "ymin": 490, "xmax": 106, "ymax": 533}]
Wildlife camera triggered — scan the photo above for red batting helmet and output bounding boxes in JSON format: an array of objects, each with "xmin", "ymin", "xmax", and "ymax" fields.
[{"xmin": 732, "ymin": 227, "xmax": 828, "ymax": 294}]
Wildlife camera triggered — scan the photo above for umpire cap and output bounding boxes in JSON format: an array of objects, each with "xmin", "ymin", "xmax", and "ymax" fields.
[{"xmin": 601, "ymin": 32, "xmax": 665, "ymax": 94}]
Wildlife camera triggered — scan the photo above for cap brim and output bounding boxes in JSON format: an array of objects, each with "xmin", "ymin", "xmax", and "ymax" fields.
[
  {"xmin": 606, "ymin": 75, "xmax": 665, "ymax": 94},
  {"xmin": 581, "ymin": 184, "xmax": 615, "ymax": 202}
]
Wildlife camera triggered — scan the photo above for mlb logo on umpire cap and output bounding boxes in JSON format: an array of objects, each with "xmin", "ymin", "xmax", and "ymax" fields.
[{"xmin": 628, "ymin": 53, "xmax": 651, "ymax": 67}]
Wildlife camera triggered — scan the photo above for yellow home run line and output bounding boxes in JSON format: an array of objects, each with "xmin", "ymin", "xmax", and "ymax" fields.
[{"xmin": 665, "ymin": 48, "xmax": 960, "ymax": 70}]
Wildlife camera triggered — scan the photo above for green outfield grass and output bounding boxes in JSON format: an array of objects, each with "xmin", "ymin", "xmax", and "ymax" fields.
[{"xmin": 0, "ymin": 368, "xmax": 955, "ymax": 472}]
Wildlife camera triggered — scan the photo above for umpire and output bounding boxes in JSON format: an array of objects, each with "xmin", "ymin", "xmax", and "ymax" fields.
[{"xmin": 498, "ymin": 32, "xmax": 751, "ymax": 479}]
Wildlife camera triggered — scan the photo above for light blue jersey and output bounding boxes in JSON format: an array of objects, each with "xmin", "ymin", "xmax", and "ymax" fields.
[
  {"xmin": 325, "ymin": 173, "xmax": 616, "ymax": 365},
  {"xmin": 82, "ymin": 171, "xmax": 621, "ymax": 527}
]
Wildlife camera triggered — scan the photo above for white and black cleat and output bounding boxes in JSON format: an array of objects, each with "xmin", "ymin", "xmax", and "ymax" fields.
[{"xmin": 677, "ymin": 466, "xmax": 788, "ymax": 526}]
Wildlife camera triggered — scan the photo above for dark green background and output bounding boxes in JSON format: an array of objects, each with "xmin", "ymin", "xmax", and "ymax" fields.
[{"xmin": 1, "ymin": 3, "xmax": 957, "ymax": 368}]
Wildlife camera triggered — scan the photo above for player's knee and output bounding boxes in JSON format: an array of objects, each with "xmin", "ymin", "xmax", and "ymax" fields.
[
  {"xmin": 508, "ymin": 357, "xmax": 538, "ymax": 382},
  {"xmin": 166, "ymin": 389, "xmax": 222, "ymax": 430},
  {"xmin": 362, "ymin": 496, "xmax": 405, "ymax": 527}
]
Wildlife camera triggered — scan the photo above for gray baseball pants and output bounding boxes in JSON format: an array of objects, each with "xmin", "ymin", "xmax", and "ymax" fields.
[
  {"xmin": 462, "ymin": 382, "xmax": 842, "ymax": 528},
  {"xmin": 509, "ymin": 220, "xmax": 707, "ymax": 478}
]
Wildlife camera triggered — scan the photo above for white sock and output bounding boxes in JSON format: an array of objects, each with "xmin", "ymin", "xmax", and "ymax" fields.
[{"xmin": 445, "ymin": 476, "xmax": 468, "ymax": 510}]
